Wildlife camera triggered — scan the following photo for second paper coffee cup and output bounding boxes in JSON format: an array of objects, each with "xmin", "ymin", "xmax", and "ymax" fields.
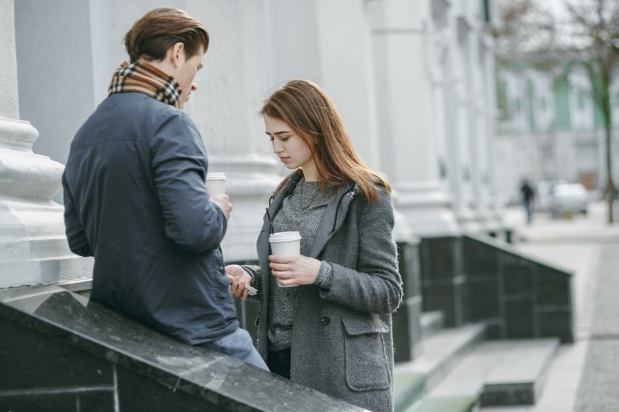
[
  {"xmin": 206, "ymin": 172, "xmax": 226, "ymax": 195},
  {"xmin": 269, "ymin": 231, "xmax": 302, "ymax": 287}
]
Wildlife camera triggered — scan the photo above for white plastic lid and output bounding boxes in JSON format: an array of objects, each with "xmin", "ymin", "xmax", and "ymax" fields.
[
  {"xmin": 269, "ymin": 231, "xmax": 302, "ymax": 242},
  {"xmin": 206, "ymin": 172, "xmax": 226, "ymax": 181}
]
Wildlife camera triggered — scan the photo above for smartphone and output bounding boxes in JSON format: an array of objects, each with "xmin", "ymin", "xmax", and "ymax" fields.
[{"xmin": 244, "ymin": 284, "xmax": 258, "ymax": 296}]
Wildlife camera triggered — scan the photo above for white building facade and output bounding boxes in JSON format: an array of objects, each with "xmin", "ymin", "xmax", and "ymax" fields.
[
  {"xmin": 1, "ymin": 0, "xmax": 503, "ymax": 288},
  {"xmin": 495, "ymin": 63, "xmax": 619, "ymax": 204}
]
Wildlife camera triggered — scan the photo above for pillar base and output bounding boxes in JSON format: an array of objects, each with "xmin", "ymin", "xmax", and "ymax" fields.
[
  {"xmin": 208, "ymin": 155, "xmax": 281, "ymax": 262},
  {"xmin": 394, "ymin": 182, "xmax": 460, "ymax": 238}
]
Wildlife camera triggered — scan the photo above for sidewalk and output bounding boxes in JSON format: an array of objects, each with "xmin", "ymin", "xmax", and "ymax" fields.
[{"xmin": 483, "ymin": 202, "xmax": 619, "ymax": 411}]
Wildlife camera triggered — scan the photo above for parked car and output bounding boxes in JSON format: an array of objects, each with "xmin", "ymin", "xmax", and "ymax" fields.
[
  {"xmin": 536, "ymin": 180, "xmax": 566, "ymax": 213},
  {"xmin": 548, "ymin": 183, "xmax": 589, "ymax": 218}
]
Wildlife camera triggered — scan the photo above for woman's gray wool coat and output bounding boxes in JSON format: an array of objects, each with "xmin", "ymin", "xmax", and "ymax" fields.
[{"xmin": 246, "ymin": 171, "xmax": 403, "ymax": 412}]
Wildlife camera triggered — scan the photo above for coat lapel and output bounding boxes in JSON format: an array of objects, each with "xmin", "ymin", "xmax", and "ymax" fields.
[
  {"xmin": 256, "ymin": 171, "xmax": 303, "ymax": 263},
  {"xmin": 308, "ymin": 183, "xmax": 356, "ymax": 258}
]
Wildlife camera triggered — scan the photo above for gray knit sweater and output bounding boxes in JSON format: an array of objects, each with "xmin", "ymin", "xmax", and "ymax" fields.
[{"xmin": 268, "ymin": 179, "xmax": 333, "ymax": 350}]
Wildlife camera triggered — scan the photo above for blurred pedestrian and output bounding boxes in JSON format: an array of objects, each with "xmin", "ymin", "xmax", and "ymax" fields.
[{"xmin": 520, "ymin": 179, "xmax": 536, "ymax": 224}]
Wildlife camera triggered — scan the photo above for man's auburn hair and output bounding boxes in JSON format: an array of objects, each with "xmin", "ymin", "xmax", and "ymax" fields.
[{"xmin": 124, "ymin": 8, "xmax": 209, "ymax": 63}]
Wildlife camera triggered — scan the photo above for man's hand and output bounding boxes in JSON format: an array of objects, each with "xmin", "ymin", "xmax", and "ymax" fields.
[{"xmin": 210, "ymin": 194, "xmax": 232, "ymax": 221}]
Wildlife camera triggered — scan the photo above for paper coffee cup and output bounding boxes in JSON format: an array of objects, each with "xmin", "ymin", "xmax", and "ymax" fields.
[
  {"xmin": 269, "ymin": 231, "xmax": 302, "ymax": 287},
  {"xmin": 206, "ymin": 172, "xmax": 226, "ymax": 195}
]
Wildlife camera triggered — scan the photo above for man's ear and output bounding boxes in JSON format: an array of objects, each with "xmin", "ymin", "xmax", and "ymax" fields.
[{"xmin": 168, "ymin": 42, "xmax": 186, "ymax": 66}]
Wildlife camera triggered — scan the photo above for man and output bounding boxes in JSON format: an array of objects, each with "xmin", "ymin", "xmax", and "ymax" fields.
[
  {"xmin": 62, "ymin": 8, "xmax": 267, "ymax": 370},
  {"xmin": 520, "ymin": 179, "xmax": 536, "ymax": 224}
]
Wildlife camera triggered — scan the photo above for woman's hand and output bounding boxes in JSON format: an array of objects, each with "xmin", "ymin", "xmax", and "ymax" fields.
[
  {"xmin": 225, "ymin": 264, "xmax": 252, "ymax": 301},
  {"xmin": 268, "ymin": 255, "xmax": 321, "ymax": 287}
]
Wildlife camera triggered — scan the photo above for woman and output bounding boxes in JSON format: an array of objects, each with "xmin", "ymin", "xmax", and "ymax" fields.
[{"xmin": 226, "ymin": 79, "xmax": 402, "ymax": 412}]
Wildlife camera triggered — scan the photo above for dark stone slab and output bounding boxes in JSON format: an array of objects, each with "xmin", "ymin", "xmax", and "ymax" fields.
[
  {"xmin": 504, "ymin": 299, "xmax": 535, "ymax": 338},
  {"xmin": 467, "ymin": 279, "xmax": 500, "ymax": 320},
  {"xmin": 0, "ymin": 391, "xmax": 114, "ymax": 412},
  {"xmin": 399, "ymin": 242, "xmax": 422, "ymax": 300},
  {"xmin": 426, "ymin": 281, "xmax": 467, "ymax": 327},
  {"xmin": 419, "ymin": 237, "xmax": 462, "ymax": 282},
  {"xmin": 503, "ymin": 271, "xmax": 534, "ymax": 297},
  {"xmin": 393, "ymin": 297, "xmax": 423, "ymax": 363},
  {"xmin": 0, "ymin": 285, "xmax": 364, "ymax": 412},
  {"xmin": 535, "ymin": 267, "xmax": 572, "ymax": 306},
  {"xmin": 478, "ymin": 339, "xmax": 558, "ymax": 407},
  {"xmin": 115, "ymin": 365, "xmax": 230, "ymax": 412},
  {"xmin": 463, "ymin": 236, "xmax": 498, "ymax": 275},
  {"xmin": 0, "ymin": 315, "xmax": 114, "ymax": 390},
  {"xmin": 462, "ymin": 235, "xmax": 574, "ymax": 343},
  {"xmin": 77, "ymin": 391, "xmax": 116, "ymax": 412},
  {"xmin": 501, "ymin": 257, "xmax": 533, "ymax": 296},
  {"xmin": 480, "ymin": 383, "xmax": 536, "ymax": 406},
  {"xmin": 393, "ymin": 241, "xmax": 423, "ymax": 362},
  {"xmin": 537, "ymin": 309, "xmax": 574, "ymax": 343}
]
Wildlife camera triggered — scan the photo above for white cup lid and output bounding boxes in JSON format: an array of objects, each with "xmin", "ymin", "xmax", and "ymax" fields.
[
  {"xmin": 269, "ymin": 231, "xmax": 302, "ymax": 242},
  {"xmin": 206, "ymin": 172, "xmax": 226, "ymax": 180}
]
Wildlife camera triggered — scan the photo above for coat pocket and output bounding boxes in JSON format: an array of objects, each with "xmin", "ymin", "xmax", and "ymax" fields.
[{"xmin": 341, "ymin": 316, "xmax": 391, "ymax": 391}]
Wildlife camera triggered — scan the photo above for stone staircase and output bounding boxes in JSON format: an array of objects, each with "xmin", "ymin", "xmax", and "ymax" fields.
[{"xmin": 394, "ymin": 311, "xmax": 560, "ymax": 412}]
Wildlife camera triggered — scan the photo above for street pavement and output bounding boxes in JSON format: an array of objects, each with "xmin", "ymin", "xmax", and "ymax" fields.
[{"xmin": 483, "ymin": 201, "xmax": 619, "ymax": 412}]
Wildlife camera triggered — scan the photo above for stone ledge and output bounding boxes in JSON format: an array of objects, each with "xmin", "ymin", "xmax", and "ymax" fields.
[{"xmin": 0, "ymin": 285, "xmax": 362, "ymax": 412}]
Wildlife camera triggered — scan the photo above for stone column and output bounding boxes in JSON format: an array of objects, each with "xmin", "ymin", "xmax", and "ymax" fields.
[
  {"xmin": 462, "ymin": 14, "xmax": 500, "ymax": 232},
  {"xmin": 0, "ymin": 0, "xmax": 92, "ymax": 288},
  {"xmin": 313, "ymin": 0, "xmax": 381, "ymax": 168},
  {"xmin": 441, "ymin": 4, "xmax": 480, "ymax": 232},
  {"xmin": 478, "ymin": 33, "xmax": 504, "ymax": 232},
  {"xmin": 186, "ymin": 1, "xmax": 280, "ymax": 262},
  {"xmin": 264, "ymin": 0, "xmax": 380, "ymax": 169},
  {"xmin": 368, "ymin": 0, "xmax": 458, "ymax": 237}
]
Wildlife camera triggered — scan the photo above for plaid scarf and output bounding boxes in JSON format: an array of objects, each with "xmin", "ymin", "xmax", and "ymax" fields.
[{"xmin": 108, "ymin": 61, "xmax": 182, "ymax": 109}]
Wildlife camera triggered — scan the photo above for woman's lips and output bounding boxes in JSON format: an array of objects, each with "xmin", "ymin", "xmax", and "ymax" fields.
[{"xmin": 279, "ymin": 157, "xmax": 290, "ymax": 163}]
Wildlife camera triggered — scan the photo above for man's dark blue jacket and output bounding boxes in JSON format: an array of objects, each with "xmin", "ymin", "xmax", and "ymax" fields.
[{"xmin": 62, "ymin": 92, "xmax": 239, "ymax": 344}]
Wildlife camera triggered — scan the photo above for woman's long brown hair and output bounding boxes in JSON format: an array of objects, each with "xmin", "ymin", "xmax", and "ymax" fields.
[{"xmin": 261, "ymin": 79, "xmax": 390, "ymax": 203}]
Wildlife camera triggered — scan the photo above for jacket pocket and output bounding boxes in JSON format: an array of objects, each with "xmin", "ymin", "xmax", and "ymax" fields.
[{"xmin": 341, "ymin": 316, "xmax": 391, "ymax": 391}]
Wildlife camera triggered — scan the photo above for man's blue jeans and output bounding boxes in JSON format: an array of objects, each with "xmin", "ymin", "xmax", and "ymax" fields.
[{"xmin": 201, "ymin": 328, "xmax": 269, "ymax": 371}]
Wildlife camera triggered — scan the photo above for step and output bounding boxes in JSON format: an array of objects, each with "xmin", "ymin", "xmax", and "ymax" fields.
[
  {"xmin": 424, "ymin": 338, "xmax": 559, "ymax": 404},
  {"xmin": 430, "ymin": 339, "xmax": 514, "ymax": 399},
  {"xmin": 406, "ymin": 395, "xmax": 477, "ymax": 412},
  {"xmin": 420, "ymin": 311, "xmax": 444, "ymax": 338},
  {"xmin": 394, "ymin": 323, "xmax": 486, "ymax": 412},
  {"xmin": 406, "ymin": 338, "xmax": 560, "ymax": 411},
  {"xmin": 394, "ymin": 372, "xmax": 425, "ymax": 412},
  {"xmin": 479, "ymin": 338, "xmax": 560, "ymax": 407}
]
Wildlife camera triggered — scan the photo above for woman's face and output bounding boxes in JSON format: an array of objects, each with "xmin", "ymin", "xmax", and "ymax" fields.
[{"xmin": 263, "ymin": 114, "xmax": 317, "ymax": 179}]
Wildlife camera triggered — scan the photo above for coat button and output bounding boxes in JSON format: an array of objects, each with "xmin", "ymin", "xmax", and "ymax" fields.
[{"xmin": 320, "ymin": 316, "xmax": 330, "ymax": 326}]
